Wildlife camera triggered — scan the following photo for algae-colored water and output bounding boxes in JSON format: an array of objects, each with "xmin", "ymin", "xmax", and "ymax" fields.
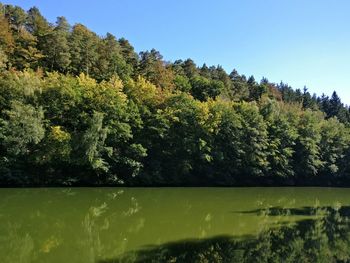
[{"xmin": 1, "ymin": 187, "xmax": 350, "ymax": 262}]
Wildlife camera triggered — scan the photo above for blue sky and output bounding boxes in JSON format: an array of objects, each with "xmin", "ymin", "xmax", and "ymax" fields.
[{"xmin": 5, "ymin": 0, "xmax": 350, "ymax": 104}]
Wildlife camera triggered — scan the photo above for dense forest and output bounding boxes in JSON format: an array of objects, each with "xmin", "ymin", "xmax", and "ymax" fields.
[{"xmin": 0, "ymin": 4, "xmax": 350, "ymax": 186}]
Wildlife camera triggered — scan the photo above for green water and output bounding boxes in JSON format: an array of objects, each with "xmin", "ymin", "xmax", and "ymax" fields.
[{"xmin": 1, "ymin": 187, "xmax": 350, "ymax": 262}]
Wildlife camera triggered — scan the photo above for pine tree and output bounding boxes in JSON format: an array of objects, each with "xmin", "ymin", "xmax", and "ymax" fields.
[{"xmin": 41, "ymin": 16, "xmax": 71, "ymax": 71}]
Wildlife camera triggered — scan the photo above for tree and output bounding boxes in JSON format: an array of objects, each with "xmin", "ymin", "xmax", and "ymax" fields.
[
  {"xmin": 319, "ymin": 94, "xmax": 330, "ymax": 114},
  {"xmin": 0, "ymin": 13, "xmax": 14, "ymax": 55},
  {"xmin": 319, "ymin": 118, "xmax": 350, "ymax": 178},
  {"xmin": 93, "ymin": 33, "xmax": 131, "ymax": 81},
  {"xmin": 190, "ymin": 75, "xmax": 224, "ymax": 101},
  {"xmin": 209, "ymin": 100, "xmax": 243, "ymax": 183},
  {"xmin": 1, "ymin": 100, "xmax": 45, "ymax": 156},
  {"xmin": 173, "ymin": 75, "xmax": 191, "ymax": 93},
  {"xmin": 69, "ymin": 24, "xmax": 99, "ymax": 75},
  {"xmin": 138, "ymin": 49, "xmax": 174, "ymax": 90},
  {"xmin": 228, "ymin": 69, "xmax": 249, "ymax": 100},
  {"xmin": 293, "ymin": 110, "xmax": 323, "ymax": 179},
  {"xmin": 123, "ymin": 76, "xmax": 160, "ymax": 107},
  {"xmin": 118, "ymin": 37, "xmax": 138, "ymax": 71},
  {"xmin": 74, "ymin": 74, "xmax": 146, "ymax": 183},
  {"xmin": 260, "ymin": 99, "xmax": 298, "ymax": 179},
  {"xmin": 328, "ymin": 91, "xmax": 342, "ymax": 117},
  {"xmin": 26, "ymin": 7, "xmax": 50, "ymax": 37},
  {"xmin": 302, "ymin": 87, "xmax": 318, "ymax": 109},
  {"xmin": 182, "ymin": 59, "xmax": 198, "ymax": 78},
  {"xmin": 36, "ymin": 125, "xmax": 72, "ymax": 166},
  {"xmin": 4, "ymin": 4, "xmax": 27, "ymax": 32},
  {"xmin": 11, "ymin": 28, "xmax": 44, "ymax": 69},
  {"xmin": 200, "ymin": 63, "xmax": 211, "ymax": 78},
  {"xmin": 247, "ymin": 76, "xmax": 266, "ymax": 101},
  {"xmin": 80, "ymin": 112, "xmax": 111, "ymax": 173},
  {"xmin": 41, "ymin": 16, "xmax": 71, "ymax": 71},
  {"xmin": 170, "ymin": 59, "xmax": 186, "ymax": 76},
  {"xmin": 140, "ymin": 94, "xmax": 211, "ymax": 184},
  {"xmin": 0, "ymin": 48, "xmax": 8, "ymax": 70},
  {"xmin": 234, "ymin": 102, "xmax": 269, "ymax": 179}
]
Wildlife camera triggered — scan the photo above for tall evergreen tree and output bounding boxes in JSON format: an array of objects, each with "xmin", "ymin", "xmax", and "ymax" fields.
[
  {"xmin": 41, "ymin": 16, "xmax": 71, "ymax": 71},
  {"xmin": 69, "ymin": 24, "xmax": 99, "ymax": 75},
  {"xmin": 118, "ymin": 37, "xmax": 138, "ymax": 71},
  {"xmin": 328, "ymin": 91, "xmax": 342, "ymax": 117}
]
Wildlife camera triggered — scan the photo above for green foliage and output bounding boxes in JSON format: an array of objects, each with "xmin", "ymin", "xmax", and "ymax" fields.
[
  {"xmin": 228, "ymin": 69, "xmax": 249, "ymax": 101},
  {"xmin": 1, "ymin": 100, "xmax": 44, "ymax": 155},
  {"xmin": 40, "ymin": 17, "xmax": 71, "ymax": 72},
  {"xmin": 319, "ymin": 118, "xmax": 350, "ymax": 176},
  {"xmin": 4, "ymin": 4, "xmax": 27, "ymax": 32},
  {"xmin": 234, "ymin": 102, "xmax": 269, "ymax": 178},
  {"xmin": 118, "ymin": 37, "xmax": 138, "ymax": 71},
  {"xmin": 260, "ymin": 99, "xmax": 298, "ymax": 178},
  {"xmin": 294, "ymin": 110, "xmax": 324, "ymax": 178},
  {"xmin": 37, "ymin": 125, "xmax": 72, "ymax": 164},
  {"xmin": 0, "ymin": 13, "xmax": 14, "ymax": 55},
  {"xmin": 0, "ymin": 4, "xmax": 350, "ymax": 186},
  {"xmin": 81, "ymin": 112, "xmax": 111, "ymax": 172},
  {"xmin": 69, "ymin": 24, "xmax": 99, "ymax": 75},
  {"xmin": 173, "ymin": 75, "xmax": 191, "ymax": 92},
  {"xmin": 190, "ymin": 75, "xmax": 224, "ymax": 101},
  {"xmin": 0, "ymin": 48, "xmax": 8, "ymax": 70},
  {"xmin": 94, "ymin": 33, "xmax": 131, "ymax": 81},
  {"xmin": 11, "ymin": 28, "xmax": 44, "ymax": 69},
  {"xmin": 138, "ymin": 49, "xmax": 175, "ymax": 90},
  {"xmin": 208, "ymin": 100, "xmax": 243, "ymax": 183}
]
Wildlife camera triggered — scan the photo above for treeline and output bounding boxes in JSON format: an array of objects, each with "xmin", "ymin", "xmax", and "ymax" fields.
[{"xmin": 0, "ymin": 4, "xmax": 350, "ymax": 186}]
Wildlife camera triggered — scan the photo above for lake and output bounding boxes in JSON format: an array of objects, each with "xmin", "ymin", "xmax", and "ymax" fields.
[{"xmin": 1, "ymin": 187, "xmax": 350, "ymax": 262}]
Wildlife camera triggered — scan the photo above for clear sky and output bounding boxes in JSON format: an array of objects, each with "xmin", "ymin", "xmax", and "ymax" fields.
[{"xmin": 4, "ymin": 0, "xmax": 350, "ymax": 104}]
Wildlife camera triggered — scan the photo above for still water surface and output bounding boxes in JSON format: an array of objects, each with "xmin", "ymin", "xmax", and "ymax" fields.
[{"xmin": 1, "ymin": 187, "xmax": 350, "ymax": 262}]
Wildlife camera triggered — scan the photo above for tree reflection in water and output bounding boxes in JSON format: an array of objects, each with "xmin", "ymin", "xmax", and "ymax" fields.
[
  {"xmin": 2, "ymin": 189, "xmax": 350, "ymax": 263},
  {"xmin": 100, "ymin": 205, "xmax": 350, "ymax": 263}
]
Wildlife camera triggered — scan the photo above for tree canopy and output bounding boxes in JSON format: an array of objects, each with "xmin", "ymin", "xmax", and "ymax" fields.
[{"xmin": 0, "ymin": 4, "xmax": 350, "ymax": 186}]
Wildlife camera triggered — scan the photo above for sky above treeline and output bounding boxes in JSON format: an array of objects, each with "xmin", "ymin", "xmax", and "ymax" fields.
[{"xmin": 5, "ymin": 0, "xmax": 350, "ymax": 105}]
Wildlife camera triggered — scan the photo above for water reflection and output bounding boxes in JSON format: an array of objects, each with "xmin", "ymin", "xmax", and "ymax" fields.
[
  {"xmin": 1, "ymin": 224, "xmax": 34, "ymax": 263},
  {"xmin": 102, "ymin": 205, "xmax": 350, "ymax": 263},
  {"xmin": 0, "ymin": 188, "xmax": 350, "ymax": 262}
]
